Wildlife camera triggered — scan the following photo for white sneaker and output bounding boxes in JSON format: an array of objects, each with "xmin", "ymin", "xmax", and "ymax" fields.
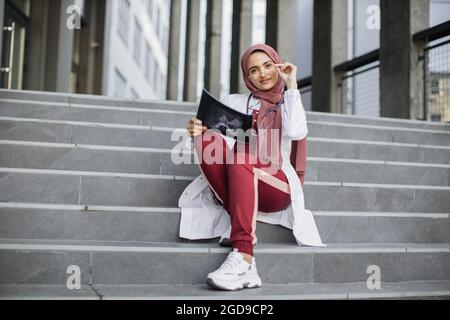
[{"xmin": 206, "ymin": 249, "xmax": 262, "ymax": 291}]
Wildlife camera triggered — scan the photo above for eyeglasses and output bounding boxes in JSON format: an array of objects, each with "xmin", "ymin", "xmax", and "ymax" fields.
[{"xmin": 248, "ymin": 62, "xmax": 275, "ymax": 79}]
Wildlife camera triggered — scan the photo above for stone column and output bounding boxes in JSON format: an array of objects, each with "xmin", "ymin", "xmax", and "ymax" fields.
[
  {"xmin": 230, "ymin": 0, "xmax": 252, "ymax": 94},
  {"xmin": 380, "ymin": 0, "xmax": 429, "ymax": 119},
  {"xmin": 167, "ymin": 0, "xmax": 183, "ymax": 100},
  {"xmin": 77, "ymin": 0, "xmax": 105, "ymax": 95},
  {"xmin": 55, "ymin": 0, "xmax": 76, "ymax": 92},
  {"xmin": 0, "ymin": 0, "xmax": 5, "ymax": 65},
  {"xmin": 183, "ymin": 0, "xmax": 201, "ymax": 102},
  {"xmin": 265, "ymin": 0, "xmax": 296, "ymax": 63},
  {"xmin": 265, "ymin": 0, "xmax": 277, "ymax": 50},
  {"xmin": 276, "ymin": 0, "xmax": 295, "ymax": 63},
  {"xmin": 204, "ymin": 0, "xmax": 222, "ymax": 97},
  {"xmin": 25, "ymin": 0, "xmax": 50, "ymax": 91},
  {"xmin": 312, "ymin": 0, "xmax": 348, "ymax": 113}
]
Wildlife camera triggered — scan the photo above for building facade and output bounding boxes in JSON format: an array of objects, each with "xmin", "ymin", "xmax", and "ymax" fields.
[
  {"xmin": 1, "ymin": 0, "xmax": 449, "ymax": 122},
  {"xmin": 0, "ymin": 0, "xmax": 169, "ymax": 100},
  {"xmin": 103, "ymin": 0, "xmax": 169, "ymax": 99}
]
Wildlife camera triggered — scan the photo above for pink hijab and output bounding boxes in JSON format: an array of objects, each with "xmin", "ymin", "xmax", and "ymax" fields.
[
  {"xmin": 240, "ymin": 44, "xmax": 285, "ymax": 121},
  {"xmin": 240, "ymin": 44, "xmax": 307, "ymax": 186}
]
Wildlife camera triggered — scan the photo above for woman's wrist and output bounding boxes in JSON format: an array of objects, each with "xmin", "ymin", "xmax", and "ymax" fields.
[{"xmin": 286, "ymin": 80, "xmax": 298, "ymax": 90}]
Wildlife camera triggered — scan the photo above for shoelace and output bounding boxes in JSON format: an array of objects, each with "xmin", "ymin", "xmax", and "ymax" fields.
[{"xmin": 218, "ymin": 250, "xmax": 244, "ymax": 271}]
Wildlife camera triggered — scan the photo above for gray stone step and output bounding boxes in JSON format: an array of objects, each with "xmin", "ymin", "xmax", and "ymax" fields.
[
  {"xmin": 1, "ymin": 99, "xmax": 450, "ymax": 146},
  {"xmin": 0, "ymin": 100, "xmax": 196, "ymax": 128},
  {"xmin": 307, "ymin": 111, "xmax": 450, "ymax": 132},
  {"xmin": 0, "ymin": 285, "xmax": 100, "ymax": 300},
  {"xmin": 0, "ymin": 240, "xmax": 448, "ymax": 285},
  {"xmin": 0, "ymin": 89, "xmax": 70, "ymax": 104},
  {"xmin": 308, "ymin": 137, "xmax": 450, "ymax": 164},
  {"xmin": 0, "ymin": 170, "xmax": 449, "ymax": 212},
  {"xmin": 0, "ymin": 205, "xmax": 448, "ymax": 244},
  {"xmin": 0, "ymin": 89, "xmax": 198, "ymax": 112},
  {"xmin": 1, "ymin": 142, "xmax": 449, "ymax": 186},
  {"xmin": 1, "ymin": 119, "xmax": 449, "ymax": 164},
  {"xmin": 2, "ymin": 88, "xmax": 449, "ymax": 132},
  {"xmin": 1, "ymin": 281, "xmax": 449, "ymax": 300},
  {"xmin": 308, "ymin": 121, "xmax": 450, "ymax": 146},
  {"xmin": 0, "ymin": 142, "xmax": 199, "ymax": 177}
]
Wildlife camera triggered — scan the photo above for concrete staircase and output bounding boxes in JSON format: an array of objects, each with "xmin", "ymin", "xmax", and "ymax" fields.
[{"xmin": 0, "ymin": 89, "xmax": 449, "ymax": 300}]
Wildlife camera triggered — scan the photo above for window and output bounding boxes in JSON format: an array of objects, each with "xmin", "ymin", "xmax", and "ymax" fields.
[
  {"xmin": 157, "ymin": 9, "xmax": 163, "ymax": 39},
  {"xmin": 159, "ymin": 73, "xmax": 165, "ymax": 98},
  {"xmin": 145, "ymin": 43, "xmax": 151, "ymax": 81},
  {"xmin": 431, "ymin": 114, "xmax": 442, "ymax": 122},
  {"xmin": 133, "ymin": 18, "xmax": 142, "ymax": 65},
  {"xmin": 431, "ymin": 78, "xmax": 440, "ymax": 95},
  {"xmin": 117, "ymin": 0, "xmax": 130, "ymax": 44},
  {"xmin": 153, "ymin": 68, "xmax": 161, "ymax": 98},
  {"xmin": 154, "ymin": 63, "xmax": 159, "ymax": 92},
  {"xmin": 153, "ymin": 1, "xmax": 158, "ymax": 26},
  {"xmin": 150, "ymin": 56, "xmax": 156, "ymax": 89},
  {"xmin": 130, "ymin": 88, "xmax": 139, "ymax": 99},
  {"xmin": 160, "ymin": 23, "xmax": 168, "ymax": 51},
  {"xmin": 114, "ymin": 68, "xmax": 127, "ymax": 97},
  {"xmin": 163, "ymin": 25, "xmax": 168, "ymax": 54},
  {"xmin": 155, "ymin": 6, "xmax": 160, "ymax": 37},
  {"xmin": 147, "ymin": 0, "xmax": 153, "ymax": 21}
]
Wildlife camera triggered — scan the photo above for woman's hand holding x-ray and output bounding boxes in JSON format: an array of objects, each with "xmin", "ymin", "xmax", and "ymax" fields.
[{"xmin": 187, "ymin": 117, "xmax": 207, "ymax": 138}]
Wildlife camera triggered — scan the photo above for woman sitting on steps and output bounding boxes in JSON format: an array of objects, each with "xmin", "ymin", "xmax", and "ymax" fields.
[{"xmin": 180, "ymin": 43, "xmax": 325, "ymax": 291}]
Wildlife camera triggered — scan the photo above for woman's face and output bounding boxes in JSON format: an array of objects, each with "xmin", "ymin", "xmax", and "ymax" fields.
[{"xmin": 247, "ymin": 51, "xmax": 279, "ymax": 91}]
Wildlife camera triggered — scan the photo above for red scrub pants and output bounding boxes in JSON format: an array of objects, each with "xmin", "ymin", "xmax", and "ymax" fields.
[{"xmin": 194, "ymin": 131, "xmax": 291, "ymax": 256}]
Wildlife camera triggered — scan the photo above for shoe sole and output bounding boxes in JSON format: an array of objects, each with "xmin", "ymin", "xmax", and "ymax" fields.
[{"xmin": 206, "ymin": 277, "xmax": 262, "ymax": 291}]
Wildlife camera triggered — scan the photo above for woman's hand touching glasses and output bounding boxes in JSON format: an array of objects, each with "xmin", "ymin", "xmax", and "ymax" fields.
[
  {"xmin": 275, "ymin": 62, "xmax": 298, "ymax": 90},
  {"xmin": 187, "ymin": 117, "xmax": 207, "ymax": 138}
]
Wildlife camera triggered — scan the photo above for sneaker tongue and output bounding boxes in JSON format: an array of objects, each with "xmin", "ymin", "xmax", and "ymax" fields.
[
  {"xmin": 229, "ymin": 251, "xmax": 251, "ymax": 266},
  {"xmin": 219, "ymin": 251, "xmax": 245, "ymax": 271}
]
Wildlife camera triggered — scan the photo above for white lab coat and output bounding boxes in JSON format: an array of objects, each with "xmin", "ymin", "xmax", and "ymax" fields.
[{"xmin": 178, "ymin": 89, "xmax": 325, "ymax": 247}]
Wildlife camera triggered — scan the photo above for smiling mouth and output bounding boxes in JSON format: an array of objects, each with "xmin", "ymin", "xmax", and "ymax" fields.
[{"xmin": 260, "ymin": 79, "xmax": 271, "ymax": 84}]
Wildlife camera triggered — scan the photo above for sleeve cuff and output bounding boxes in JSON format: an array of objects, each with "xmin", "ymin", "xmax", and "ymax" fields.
[{"xmin": 284, "ymin": 88, "xmax": 301, "ymax": 97}]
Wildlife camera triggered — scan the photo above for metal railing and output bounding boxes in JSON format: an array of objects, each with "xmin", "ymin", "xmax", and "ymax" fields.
[
  {"xmin": 423, "ymin": 40, "xmax": 450, "ymax": 123},
  {"xmin": 1, "ymin": 22, "xmax": 16, "ymax": 89},
  {"xmin": 335, "ymin": 50, "xmax": 380, "ymax": 117},
  {"xmin": 415, "ymin": 21, "xmax": 450, "ymax": 123},
  {"xmin": 297, "ymin": 21, "xmax": 450, "ymax": 122}
]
